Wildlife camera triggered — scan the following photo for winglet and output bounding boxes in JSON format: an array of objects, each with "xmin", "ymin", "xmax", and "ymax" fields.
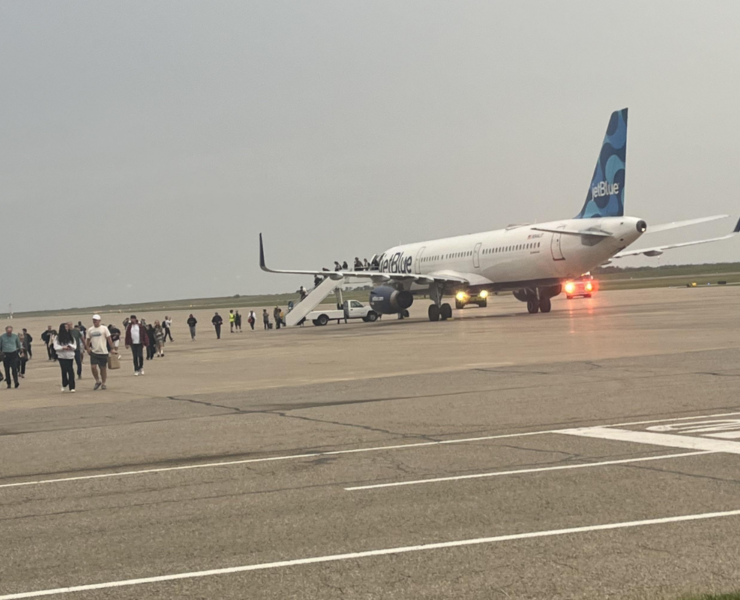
[
  {"xmin": 259, "ymin": 233, "xmax": 267, "ymax": 271},
  {"xmin": 734, "ymin": 218, "xmax": 740, "ymax": 234}
]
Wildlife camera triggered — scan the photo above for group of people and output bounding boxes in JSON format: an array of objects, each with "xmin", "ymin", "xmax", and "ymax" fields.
[
  {"xmin": 331, "ymin": 257, "xmax": 379, "ymax": 272},
  {"xmin": 3, "ymin": 290, "xmax": 310, "ymax": 393}
]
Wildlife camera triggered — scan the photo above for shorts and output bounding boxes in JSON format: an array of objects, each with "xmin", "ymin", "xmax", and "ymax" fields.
[{"xmin": 90, "ymin": 353, "xmax": 109, "ymax": 368}]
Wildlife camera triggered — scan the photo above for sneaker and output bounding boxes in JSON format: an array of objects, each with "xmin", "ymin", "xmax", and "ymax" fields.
[
  {"xmin": 70, "ymin": 389, "xmax": 76, "ymax": 393},
  {"xmin": 14, "ymin": 383, "xmax": 19, "ymax": 389},
  {"xmin": 94, "ymin": 382, "xmax": 102, "ymax": 391},
  {"xmin": 139, "ymin": 370, "xmax": 145, "ymax": 376},
  {"xmin": 134, "ymin": 371, "xmax": 140, "ymax": 376},
  {"xmin": 101, "ymin": 384, "xmax": 107, "ymax": 390},
  {"xmin": 61, "ymin": 386, "xmax": 67, "ymax": 392}
]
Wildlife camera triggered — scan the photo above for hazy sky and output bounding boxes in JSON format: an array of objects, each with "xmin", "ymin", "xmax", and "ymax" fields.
[{"xmin": 3, "ymin": 1, "xmax": 740, "ymax": 312}]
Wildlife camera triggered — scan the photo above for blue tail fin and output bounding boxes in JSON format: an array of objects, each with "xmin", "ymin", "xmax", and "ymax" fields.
[{"xmin": 575, "ymin": 108, "xmax": 628, "ymax": 219}]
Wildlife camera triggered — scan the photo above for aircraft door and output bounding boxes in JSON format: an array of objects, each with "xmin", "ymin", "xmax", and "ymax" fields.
[
  {"xmin": 414, "ymin": 246, "xmax": 426, "ymax": 274},
  {"xmin": 473, "ymin": 242, "xmax": 482, "ymax": 268},
  {"xmin": 550, "ymin": 226, "xmax": 566, "ymax": 261}
]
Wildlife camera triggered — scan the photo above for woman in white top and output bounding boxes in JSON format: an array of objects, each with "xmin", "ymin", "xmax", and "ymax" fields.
[{"xmin": 53, "ymin": 323, "xmax": 78, "ymax": 392}]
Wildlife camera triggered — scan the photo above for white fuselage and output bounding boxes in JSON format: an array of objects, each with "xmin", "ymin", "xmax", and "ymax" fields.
[{"xmin": 377, "ymin": 216, "xmax": 645, "ymax": 292}]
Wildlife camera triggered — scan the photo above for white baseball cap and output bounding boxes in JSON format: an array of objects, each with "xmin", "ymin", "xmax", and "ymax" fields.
[{"xmin": 92, "ymin": 314, "xmax": 101, "ymax": 320}]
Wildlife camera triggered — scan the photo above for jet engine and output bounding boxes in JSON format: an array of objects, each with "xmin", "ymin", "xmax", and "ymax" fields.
[{"xmin": 369, "ymin": 286, "xmax": 414, "ymax": 315}]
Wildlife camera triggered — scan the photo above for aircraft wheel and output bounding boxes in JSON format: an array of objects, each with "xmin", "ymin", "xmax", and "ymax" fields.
[
  {"xmin": 428, "ymin": 304, "xmax": 440, "ymax": 322},
  {"xmin": 455, "ymin": 300, "xmax": 465, "ymax": 310},
  {"xmin": 478, "ymin": 299, "xmax": 487, "ymax": 308},
  {"xmin": 539, "ymin": 296, "xmax": 551, "ymax": 313},
  {"xmin": 440, "ymin": 303, "xmax": 452, "ymax": 320},
  {"xmin": 527, "ymin": 298, "xmax": 539, "ymax": 314}
]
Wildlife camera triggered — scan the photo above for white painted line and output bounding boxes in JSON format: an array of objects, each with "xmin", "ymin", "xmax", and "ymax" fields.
[
  {"xmin": 345, "ymin": 450, "xmax": 715, "ymax": 491},
  {"xmin": 0, "ymin": 431, "xmax": 553, "ymax": 490},
  {"xmin": 4, "ymin": 410, "xmax": 739, "ymax": 491},
  {"xmin": 3, "ymin": 508, "xmax": 740, "ymax": 599},
  {"xmin": 559, "ymin": 426, "xmax": 740, "ymax": 454},
  {"xmin": 609, "ymin": 411, "xmax": 740, "ymax": 428}
]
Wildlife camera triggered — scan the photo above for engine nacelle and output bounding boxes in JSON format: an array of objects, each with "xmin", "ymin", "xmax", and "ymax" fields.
[{"xmin": 369, "ymin": 286, "xmax": 414, "ymax": 315}]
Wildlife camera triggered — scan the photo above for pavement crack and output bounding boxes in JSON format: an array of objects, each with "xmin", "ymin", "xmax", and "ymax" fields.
[
  {"xmin": 166, "ymin": 395, "xmax": 247, "ymax": 414},
  {"xmin": 268, "ymin": 410, "xmax": 437, "ymax": 441}
]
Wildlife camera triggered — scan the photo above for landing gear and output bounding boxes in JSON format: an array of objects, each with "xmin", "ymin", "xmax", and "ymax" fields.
[
  {"xmin": 526, "ymin": 298, "xmax": 539, "ymax": 314},
  {"xmin": 428, "ymin": 304, "xmax": 440, "ymax": 322},
  {"xmin": 539, "ymin": 296, "xmax": 551, "ymax": 313},
  {"xmin": 428, "ymin": 284, "xmax": 451, "ymax": 322}
]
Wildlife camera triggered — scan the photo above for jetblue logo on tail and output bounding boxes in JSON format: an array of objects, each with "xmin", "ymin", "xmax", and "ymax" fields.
[
  {"xmin": 576, "ymin": 108, "xmax": 628, "ymax": 219},
  {"xmin": 592, "ymin": 181, "xmax": 619, "ymax": 199}
]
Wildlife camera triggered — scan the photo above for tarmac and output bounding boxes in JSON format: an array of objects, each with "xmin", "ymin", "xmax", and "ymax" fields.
[{"xmin": 2, "ymin": 286, "xmax": 740, "ymax": 599}]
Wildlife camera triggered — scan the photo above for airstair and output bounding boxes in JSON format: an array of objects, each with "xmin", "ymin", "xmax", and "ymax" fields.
[{"xmin": 285, "ymin": 275, "xmax": 345, "ymax": 327}]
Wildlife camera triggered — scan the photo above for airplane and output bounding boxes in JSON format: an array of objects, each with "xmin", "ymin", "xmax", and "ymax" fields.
[{"xmin": 260, "ymin": 108, "xmax": 739, "ymax": 322}]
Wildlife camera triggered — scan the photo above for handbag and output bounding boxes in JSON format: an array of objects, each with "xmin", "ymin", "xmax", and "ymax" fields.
[{"xmin": 107, "ymin": 353, "xmax": 121, "ymax": 370}]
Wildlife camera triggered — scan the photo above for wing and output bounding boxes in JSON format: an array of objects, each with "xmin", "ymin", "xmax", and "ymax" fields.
[
  {"xmin": 259, "ymin": 234, "xmax": 481, "ymax": 286},
  {"xmin": 613, "ymin": 218, "xmax": 740, "ymax": 258},
  {"xmin": 530, "ymin": 227, "xmax": 612, "ymax": 237}
]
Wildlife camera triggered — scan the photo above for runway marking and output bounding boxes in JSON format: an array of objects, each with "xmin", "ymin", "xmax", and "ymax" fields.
[
  {"xmin": 3, "ymin": 508, "xmax": 740, "ymax": 599},
  {"xmin": 0, "ymin": 431, "xmax": 552, "ymax": 490},
  {"xmin": 3, "ymin": 410, "xmax": 739, "ymax": 491},
  {"xmin": 560, "ymin": 426, "xmax": 740, "ymax": 454},
  {"xmin": 344, "ymin": 450, "xmax": 715, "ymax": 491}
]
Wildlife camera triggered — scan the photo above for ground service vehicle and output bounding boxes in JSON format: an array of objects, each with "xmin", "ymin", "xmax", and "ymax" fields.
[
  {"xmin": 307, "ymin": 300, "xmax": 378, "ymax": 326},
  {"xmin": 564, "ymin": 274, "xmax": 597, "ymax": 299},
  {"xmin": 455, "ymin": 289, "xmax": 489, "ymax": 309}
]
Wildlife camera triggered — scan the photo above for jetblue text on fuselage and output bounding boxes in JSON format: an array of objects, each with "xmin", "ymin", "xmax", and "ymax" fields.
[
  {"xmin": 379, "ymin": 252, "xmax": 413, "ymax": 274},
  {"xmin": 592, "ymin": 181, "xmax": 619, "ymax": 199}
]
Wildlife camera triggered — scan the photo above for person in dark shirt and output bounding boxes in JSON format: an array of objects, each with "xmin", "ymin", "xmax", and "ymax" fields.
[
  {"xmin": 21, "ymin": 329, "xmax": 32, "ymax": 359},
  {"xmin": 187, "ymin": 314, "xmax": 197, "ymax": 340},
  {"xmin": 211, "ymin": 313, "xmax": 223, "ymax": 339}
]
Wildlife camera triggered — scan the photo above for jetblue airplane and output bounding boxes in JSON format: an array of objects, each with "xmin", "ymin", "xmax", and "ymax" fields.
[{"xmin": 261, "ymin": 109, "xmax": 739, "ymax": 322}]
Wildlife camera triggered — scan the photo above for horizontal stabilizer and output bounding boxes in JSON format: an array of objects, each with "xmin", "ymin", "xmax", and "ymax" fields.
[
  {"xmin": 646, "ymin": 214, "xmax": 728, "ymax": 234},
  {"xmin": 614, "ymin": 217, "xmax": 740, "ymax": 258}
]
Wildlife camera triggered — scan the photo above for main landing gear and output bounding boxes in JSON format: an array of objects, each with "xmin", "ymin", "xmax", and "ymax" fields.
[
  {"xmin": 524, "ymin": 290, "xmax": 552, "ymax": 314},
  {"xmin": 428, "ymin": 284, "xmax": 452, "ymax": 322}
]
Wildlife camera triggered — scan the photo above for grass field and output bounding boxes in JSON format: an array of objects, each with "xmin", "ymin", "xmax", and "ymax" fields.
[{"xmin": 5, "ymin": 262, "xmax": 740, "ymax": 319}]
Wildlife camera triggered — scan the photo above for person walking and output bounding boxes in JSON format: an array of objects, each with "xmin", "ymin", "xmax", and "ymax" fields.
[
  {"xmin": 17, "ymin": 344, "xmax": 29, "ymax": 379},
  {"xmin": 146, "ymin": 322, "xmax": 156, "ymax": 360},
  {"xmin": 70, "ymin": 323, "xmax": 85, "ymax": 379},
  {"xmin": 273, "ymin": 306, "xmax": 282, "ymax": 330},
  {"xmin": 153, "ymin": 320, "xmax": 165, "ymax": 357},
  {"xmin": 41, "ymin": 325, "xmax": 54, "ymax": 360},
  {"xmin": 1, "ymin": 326, "xmax": 21, "ymax": 389},
  {"xmin": 85, "ymin": 314, "xmax": 115, "ymax": 390},
  {"xmin": 124, "ymin": 315, "xmax": 149, "ymax": 375},
  {"xmin": 108, "ymin": 323, "xmax": 121, "ymax": 352},
  {"xmin": 229, "ymin": 310, "xmax": 236, "ymax": 333},
  {"xmin": 187, "ymin": 314, "xmax": 197, "ymax": 340},
  {"xmin": 212, "ymin": 312, "xmax": 223, "ymax": 339},
  {"xmin": 163, "ymin": 316, "xmax": 174, "ymax": 342},
  {"xmin": 77, "ymin": 321, "xmax": 86, "ymax": 336},
  {"xmin": 262, "ymin": 309, "xmax": 270, "ymax": 330},
  {"xmin": 248, "ymin": 310, "xmax": 256, "ymax": 331},
  {"xmin": 53, "ymin": 323, "xmax": 78, "ymax": 392},
  {"xmin": 21, "ymin": 329, "xmax": 32, "ymax": 359},
  {"xmin": 235, "ymin": 311, "xmax": 242, "ymax": 332}
]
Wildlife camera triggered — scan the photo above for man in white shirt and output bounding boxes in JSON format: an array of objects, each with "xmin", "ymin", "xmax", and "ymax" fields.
[{"xmin": 84, "ymin": 314, "xmax": 115, "ymax": 390}]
